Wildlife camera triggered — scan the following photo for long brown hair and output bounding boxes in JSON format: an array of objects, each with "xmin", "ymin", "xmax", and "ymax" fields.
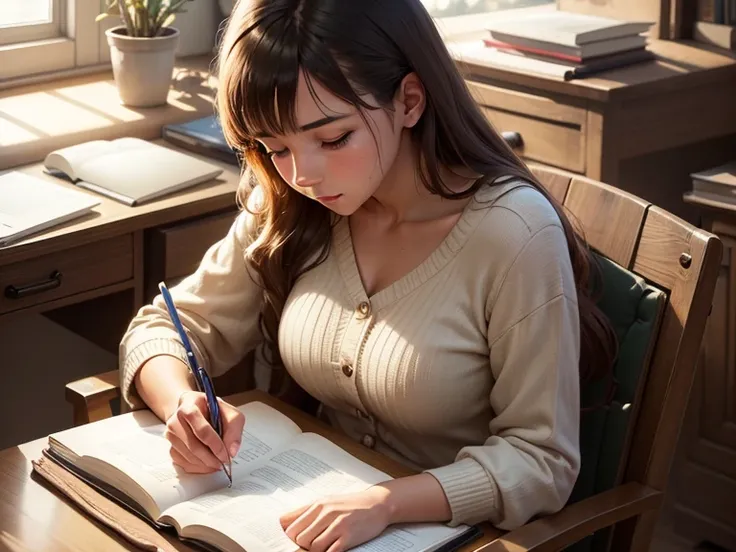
[{"xmin": 215, "ymin": 0, "xmax": 617, "ymax": 395}]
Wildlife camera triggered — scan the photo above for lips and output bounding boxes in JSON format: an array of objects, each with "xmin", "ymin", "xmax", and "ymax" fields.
[{"xmin": 317, "ymin": 194, "xmax": 342, "ymax": 202}]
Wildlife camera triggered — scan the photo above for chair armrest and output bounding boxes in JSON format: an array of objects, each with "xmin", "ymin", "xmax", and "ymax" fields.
[
  {"xmin": 65, "ymin": 370, "xmax": 121, "ymax": 426},
  {"xmin": 474, "ymin": 482, "xmax": 662, "ymax": 552}
]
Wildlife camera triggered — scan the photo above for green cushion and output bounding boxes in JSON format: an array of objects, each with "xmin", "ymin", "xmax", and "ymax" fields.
[{"xmin": 565, "ymin": 253, "xmax": 666, "ymax": 552}]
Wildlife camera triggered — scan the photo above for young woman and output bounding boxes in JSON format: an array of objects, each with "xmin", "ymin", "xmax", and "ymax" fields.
[{"xmin": 120, "ymin": 1, "xmax": 617, "ymax": 550}]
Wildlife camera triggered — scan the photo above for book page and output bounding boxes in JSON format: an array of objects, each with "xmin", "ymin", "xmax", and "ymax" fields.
[
  {"xmin": 161, "ymin": 432, "xmax": 473, "ymax": 552},
  {"xmin": 162, "ymin": 432, "xmax": 389, "ymax": 552},
  {"xmin": 0, "ymin": 172, "xmax": 99, "ymax": 239},
  {"xmin": 229, "ymin": 401, "xmax": 305, "ymax": 477},
  {"xmin": 43, "ymin": 140, "xmax": 116, "ymax": 181},
  {"xmin": 73, "ymin": 139, "xmax": 222, "ymax": 201},
  {"xmin": 50, "ymin": 401, "xmax": 303, "ymax": 519}
]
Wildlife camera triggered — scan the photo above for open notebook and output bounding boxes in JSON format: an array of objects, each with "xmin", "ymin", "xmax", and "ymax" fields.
[
  {"xmin": 0, "ymin": 171, "xmax": 100, "ymax": 247},
  {"xmin": 42, "ymin": 401, "xmax": 480, "ymax": 552},
  {"xmin": 43, "ymin": 137, "xmax": 224, "ymax": 206}
]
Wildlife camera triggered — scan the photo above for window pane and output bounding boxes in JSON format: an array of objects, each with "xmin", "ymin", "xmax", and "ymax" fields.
[
  {"xmin": 421, "ymin": 0, "xmax": 554, "ymax": 18},
  {"xmin": 0, "ymin": 0, "xmax": 52, "ymax": 28}
]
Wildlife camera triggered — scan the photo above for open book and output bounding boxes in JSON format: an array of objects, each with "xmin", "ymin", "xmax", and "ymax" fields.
[
  {"xmin": 44, "ymin": 401, "xmax": 479, "ymax": 552},
  {"xmin": 43, "ymin": 137, "xmax": 223, "ymax": 206},
  {"xmin": 0, "ymin": 171, "xmax": 100, "ymax": 247}
]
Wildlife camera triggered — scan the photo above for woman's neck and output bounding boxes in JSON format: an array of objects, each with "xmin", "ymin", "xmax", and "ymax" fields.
[{"xmin": 363, "ymin": 130, "xmax": 477, "ymax": 224}]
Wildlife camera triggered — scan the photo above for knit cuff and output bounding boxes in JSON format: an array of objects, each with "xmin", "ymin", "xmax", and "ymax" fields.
[
  {"xmin": 121, "ymin": 338, "xmax": 189, "ymax": 411},
  {"xmin": 424, "ymin": 456, "xmax": 498, "ymax": 527}
]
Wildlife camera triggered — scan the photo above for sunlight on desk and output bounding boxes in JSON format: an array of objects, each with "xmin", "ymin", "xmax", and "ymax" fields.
[
  {"xmin": 0, "ymin": 55, "xmax": 218, "ymax": 170},
  {"xmin": 0, "ymin": 89, "xmax": 122, "ymax": 146},
  {"xmin": 0, "ymin": 530, "xmax": 25, "ymax": 552},
  {"xmin": 0, "ymin": 116, "xmax": 41, "ymax": 145}
]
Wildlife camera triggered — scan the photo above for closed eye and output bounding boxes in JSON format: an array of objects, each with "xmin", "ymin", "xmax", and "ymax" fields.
[
  {"xmin": 266, "ymin": 147, "xmax": 289, "ymax": 159},
  {"xmin": 322, "ymin": 131, "xmax": 353, "ymax": 150},
  {"xmin": 263, "ymin": 130, "xmax": 353, "ymax": 158}
]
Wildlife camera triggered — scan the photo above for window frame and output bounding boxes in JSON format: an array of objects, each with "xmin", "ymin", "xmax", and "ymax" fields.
[
  {"xmin": 0, "ymin": 0, "xmax": 107, "ymax": 82},
  {"xmin": 0, "ymin": 0, "xmax": 63, "ymax": 47}
]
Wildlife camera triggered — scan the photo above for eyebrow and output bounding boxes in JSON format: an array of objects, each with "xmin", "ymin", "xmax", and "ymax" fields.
[{"xmin": 255, "ymin": 115, "xmax": 349, "ymax": 138}]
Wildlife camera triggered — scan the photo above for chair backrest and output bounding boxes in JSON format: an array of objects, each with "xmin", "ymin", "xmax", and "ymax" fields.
[{"xmin": 529, "ymin": 164, "xmax": 722, "ymax": 552}]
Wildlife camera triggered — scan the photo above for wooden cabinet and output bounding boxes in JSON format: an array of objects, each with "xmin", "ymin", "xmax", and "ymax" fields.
[
  {"xmin": 468, "ymin": 80, "xmax": 588, "ymax": 173},
  {"xmin": 145, "ymin": 208, "xmax": 239, "ymax": 299},
  {"xmin": 457, "ymin": 38, "xmax": 736, "ymax": 225},
  {"xmin": 0, "ymin": 234, "xmax": 134, "ymax": 315},
  {"xmin": 668, "ymin": 204, "xmax": 736, "ymax": 551}
]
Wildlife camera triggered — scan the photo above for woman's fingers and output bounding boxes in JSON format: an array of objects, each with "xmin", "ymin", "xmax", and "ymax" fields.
[
  {"xmin": 181, "ymin": 401, "xmax": 230, "ymax": 464},
  {"xmin": 169, "ymin": 446, "xmax": 219, "ymax": 474},
  {"xmin": 219, "ymin": 399, "xmax": 245, "ymax": 458},
  {"xmin": 167, "ymin": 406, "xmax": 222, "ymax": 470},
  {"xmin": 162, "ymin": 392, "xmax": 246, "ymax": 474}
]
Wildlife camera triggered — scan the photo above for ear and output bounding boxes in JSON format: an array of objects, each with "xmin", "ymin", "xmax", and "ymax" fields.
[{"xmin": 395, "ymin": 72, "xmax": 425, "ymax": 129}]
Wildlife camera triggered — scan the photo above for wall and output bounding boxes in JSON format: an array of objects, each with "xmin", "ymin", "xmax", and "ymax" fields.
[{"xmin": 174, "ymin": 0, "xmax": 224, "ymax": 57}]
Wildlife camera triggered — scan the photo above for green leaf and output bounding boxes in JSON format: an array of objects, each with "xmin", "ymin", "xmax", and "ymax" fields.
[
  {"xmin": 161, "ymin": 13, "xmax": 176, "ymax": 27},
  {"xmin": 98, "ymin": 0, "xmax": 192, "ymax": 37},
  {"xmin": 149, "ymin": 0, "xmax": 163, "ymax": 20}
]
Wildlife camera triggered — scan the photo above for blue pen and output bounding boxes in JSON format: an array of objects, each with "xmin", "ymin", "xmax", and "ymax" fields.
[{"xmin": 158, "ymin": 281, "xmax": 233, "ymax": 486}]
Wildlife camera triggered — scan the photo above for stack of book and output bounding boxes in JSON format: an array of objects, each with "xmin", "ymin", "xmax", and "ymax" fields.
[
  {"xmin": 686, "ymin": 160, "xmax": 736, "ymax": 205},
  {"xmin": 460, "ymin": 10, "xmax": 656, "ymax": 80}
]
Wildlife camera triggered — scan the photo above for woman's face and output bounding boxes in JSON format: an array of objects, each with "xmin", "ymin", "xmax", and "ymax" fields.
[{"xmin": 255, "ymin": 72, "xmax": 405, "ymax": 216}]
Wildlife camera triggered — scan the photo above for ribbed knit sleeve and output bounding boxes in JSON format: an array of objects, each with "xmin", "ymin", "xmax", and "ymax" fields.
[
  {"xmin": 119, "ymin": 207, "xmax": 264, "ymax": 411},
  {"xmin": 426, "ymin": 222, "xmax": 581, "ymax": 530}
]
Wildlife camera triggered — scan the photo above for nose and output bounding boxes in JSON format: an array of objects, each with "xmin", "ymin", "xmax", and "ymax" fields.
[{"xmin": 292, "ymin": 153, "xmax": 322, "ymax": 189}]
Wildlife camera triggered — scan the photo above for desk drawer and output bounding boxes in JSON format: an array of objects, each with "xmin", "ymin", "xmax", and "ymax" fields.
[
  {"xmin": 466, "ymin": 80, "xmax": 587, "ymax": 173},
  {"xmin": 0, "ymin": 234, "xmax": 134, "ymax": 314},
  {"xmin": 150, "ymin": 209, "xmax": 239, "ymax": 282}
]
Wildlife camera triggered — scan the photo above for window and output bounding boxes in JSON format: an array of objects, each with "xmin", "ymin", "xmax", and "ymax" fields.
[
  {"xmin": 420, "ymin": 0, "xmax": 555, "ymax": 18},
  {"xmin": 0, "ymin": 0, "xmax": 221, "ymax": 85},
  {"xmin": 0, "ymin": 0, "xmax": 96, "ymax": 82},
  {"xmin": 0, "ymin": 0, "xmax": 63, "ymax": 46}
]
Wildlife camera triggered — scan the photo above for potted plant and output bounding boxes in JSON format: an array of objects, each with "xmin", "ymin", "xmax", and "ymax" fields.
[{"xmin": 97, "ymin": 0, "xmax": 194, "ymax": 107}]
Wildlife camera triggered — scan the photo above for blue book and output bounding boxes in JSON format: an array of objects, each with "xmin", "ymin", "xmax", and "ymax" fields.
[{"xmin": 162, "ymin": 115, "xmax": 240, "ymax": 166}]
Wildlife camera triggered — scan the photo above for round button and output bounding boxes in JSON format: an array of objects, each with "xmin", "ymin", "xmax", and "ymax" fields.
[
  {"xmin": 356, "ymin": 301, "xmax": 371, "ymax": 319},
  {"xmin": 361, "ymin": 434, "xmax": 376, "ymax": 449},
  {"xmin": 342, "ymin": 363, "xmax": 354, "ymax": 377}
]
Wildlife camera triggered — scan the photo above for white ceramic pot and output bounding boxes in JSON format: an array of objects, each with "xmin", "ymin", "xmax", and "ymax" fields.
[{"xmin": 105, "ymin": 26, "xmax": 180, "ymax": 108}]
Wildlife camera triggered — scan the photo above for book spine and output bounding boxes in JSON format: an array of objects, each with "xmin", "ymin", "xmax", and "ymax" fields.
[
  {"xmin": 716, "ymin": 0, "xmax": 725, "ymax": 23},
  {"xmin": 483, "ymin": 38, "xmax": 582, "ymax": 63},
  {"xmin": 698, "ymin": 0, "xmax": 717, "ymax": 21}
]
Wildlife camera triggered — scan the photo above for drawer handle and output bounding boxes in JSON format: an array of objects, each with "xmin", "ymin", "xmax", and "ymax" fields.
[
  {"xmin": 501, "ymin": 131, "xmax": 523, "ymax": 149},
  {"xmin": 5, "ymin": 270, "xmax": 62, "ymax": 299}
]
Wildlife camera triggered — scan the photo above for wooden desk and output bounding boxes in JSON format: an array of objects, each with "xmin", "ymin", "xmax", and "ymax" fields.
[
  {"xmin": 0, "ymin": 142, "xmax": 241, "ymax": 355},
  {"xmin": 0, "ymin": 390, "xmax": 502, "ymax": 552},
  {"xmin": 450, "ymin": 32, "xmax": 736, "ymax": 224}
]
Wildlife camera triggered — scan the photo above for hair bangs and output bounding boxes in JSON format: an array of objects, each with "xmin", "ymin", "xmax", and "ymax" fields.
[
  {"xmin": 237, "ymin": 16, "xmax": 302, "ymax": 142},
  {"xmin": 221, "ymin": 12, "xmax": 378, "ymax": 150}
]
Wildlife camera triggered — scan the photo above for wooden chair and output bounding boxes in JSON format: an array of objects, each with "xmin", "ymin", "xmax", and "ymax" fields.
[{"xmin": 65, "ymin": 165, "xmax": 722, "ymax": 552}]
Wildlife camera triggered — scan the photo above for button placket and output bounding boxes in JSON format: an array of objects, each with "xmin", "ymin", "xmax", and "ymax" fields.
[
  {"xmin": 335, "ymin": 298, "xmax": 374, "ymax": 422},
  {"xmin": 356, "ymin": 300, "xmax": 371, "ymax": 319},
  {"xmin": 341, "ymin": 362, "xmax": 354, "ymax": 377}
]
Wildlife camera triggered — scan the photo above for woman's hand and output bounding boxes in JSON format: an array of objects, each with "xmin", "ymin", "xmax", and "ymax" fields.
[
  {"xmin": 164, "ymin": 390, "xmax": 245, "ymax": 474},
  {"xmin": 279, "ymin": 486, "xmax": 394, "ymax": 552}
]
